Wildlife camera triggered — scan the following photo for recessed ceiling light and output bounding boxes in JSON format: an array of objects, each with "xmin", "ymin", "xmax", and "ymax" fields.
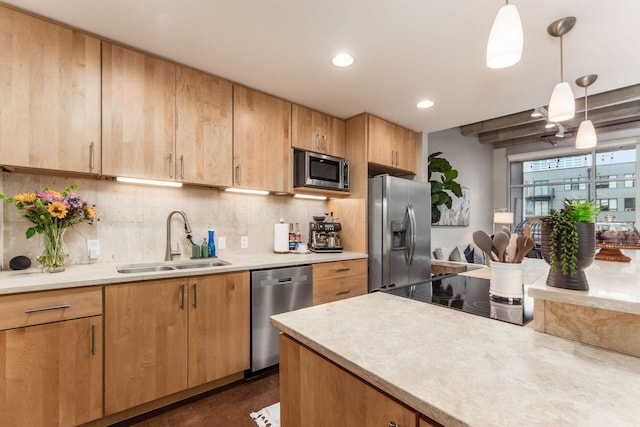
[
  {"xmin": 331, "ymin": 53, "xmax": 354, "ymax": 67},
  {"xmin": 416, "ymin": 100, "xmax": 435, "ymax": 109}
]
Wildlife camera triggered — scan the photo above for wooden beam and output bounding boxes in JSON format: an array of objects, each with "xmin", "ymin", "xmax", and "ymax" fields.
[
  {"xmin": 492, "ymin": 119, "xmax": 640, "ymax": 149},
  {"xmin": 479, "ymin": 100, "xmax": 640, "ymax": 145},
  {"xmin": 460, "ymin": 84, "xmax": 640, "ymax": 136}
]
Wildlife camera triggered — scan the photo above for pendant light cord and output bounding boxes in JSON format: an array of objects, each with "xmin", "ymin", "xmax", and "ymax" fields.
[
  {"xmin": 559, "ymin": 35, "xmax": 564, "ymax": 81},
  {"xmin": 585, "ymin": 87, "xmax": 588, "ymax": 120}
]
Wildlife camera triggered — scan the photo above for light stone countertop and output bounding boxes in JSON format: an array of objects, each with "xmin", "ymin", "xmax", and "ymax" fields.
[
  {"xmin": 271, "ymin": 292, "xmax": 640, "ymax": 427},
  {"xmin": 0, "ymin": 251, "xmax": 367, "ymax": 295},
  {"xmin": 460, "ymin": 258, "xmax": 640, "ymax": 315},
  {"xmin": 526, "ymin": 258, "xmax": 640, "ymax": 315}
]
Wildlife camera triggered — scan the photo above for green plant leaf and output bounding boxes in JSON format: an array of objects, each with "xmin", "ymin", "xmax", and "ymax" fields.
[
  {"xmin": 445, "ymin": 181, "xmax": 463, "ymax": 198},
  {"xmin": 430, "ymin": 181, "xmax": 444, "ymax": 193},
  {"xmin": 443, "ymin": 169, "xmax": 458, "ymax": 181},
  {"xmin": 432, "ymin": 207, "xmax": 441, "ymax": 223},
  {"xmin": 26, "ymin": 227, "xmax": 36, "ymax": 239},
  {"xmin": 428, "ymin": 158, "xmax": 452, "ymax": 173}
]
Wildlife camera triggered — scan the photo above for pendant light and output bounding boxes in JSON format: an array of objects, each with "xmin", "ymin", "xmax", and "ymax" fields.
[
  {"xmin": 486, "ymin": 1, "xmax": 523, "ymax": 69},
  {"xmin": 547, "ymin": 17, "xmax": 576, "ymax": 122},
  {"xmin": 575, "ymin": 74, "xmax": 598, "ymax": 149}
]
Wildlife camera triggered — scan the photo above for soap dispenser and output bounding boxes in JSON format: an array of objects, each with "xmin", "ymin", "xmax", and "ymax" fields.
[{"xmin": 208, "ymin": 229, "xmax": 216, "ymax": 257}]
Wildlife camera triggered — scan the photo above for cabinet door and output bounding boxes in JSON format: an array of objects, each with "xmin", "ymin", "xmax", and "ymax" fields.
[
  {"xmin": 280, "ymin": 335, "xmax": 417, "ymax": 427},
  {"xmin": 292, "ymin": 104, "xmax": 321, "ymax": 153},
  {"xmin": 188, "ymin": 272, "xmax": 250, "ymax": 387},
  {"xmin": 104, "ymin": 279, "xmax": 188, "ymax": 415},
  {"xmin": 292, "ymin": 105, "xmax": 345, "ymax": 158},
  {"xmin": 328, "ymin": 116, "xmax": 346, "ymax": 158},
  {"xmin": 102, "ymin": 42, "xmax": 176, "ymax": 180},
  {"xmin": 395, "ymin": 126, "xmax": 418, "ymax": 174},
  {"xmin": 176, "ymin": 66, "xmax": 233, "ymax": 186},
  {"xmin": 368, "ymin": 115, "xmax": 396, "ymax": 168},
  {"xmin": 0, "ymin": 6, "xmax": 101, "ymax": 174},
  {"xmin": 0, "ymin": 316, "xmax": 103, "ymax": 427},
  {"xmin": 233, "ymin": 86, "xmax": 291, "ymax": 192}
]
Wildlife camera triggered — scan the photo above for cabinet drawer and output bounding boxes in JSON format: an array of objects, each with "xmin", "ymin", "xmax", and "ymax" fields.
[
  {"xmin": 313, "ymin": 259, "xmax": 367, "ymax": 281},
  {"xmin": 0, "ymin": 287, "xmax": 102, "ymax": 330},
  {"xmin": 313, "ymin": 275, "xmax": 367, "ymax": 305}
]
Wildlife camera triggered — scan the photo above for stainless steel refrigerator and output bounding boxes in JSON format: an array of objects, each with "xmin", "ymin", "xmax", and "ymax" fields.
[{"xmin": 368, "ymin": 175, "xmax": 431, "ymax": 292}]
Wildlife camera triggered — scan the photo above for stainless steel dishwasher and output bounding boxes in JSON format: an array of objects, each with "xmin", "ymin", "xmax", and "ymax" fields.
[{"xmin": 250, "ymin": 264, "xmax": 313, "ymax": 374}]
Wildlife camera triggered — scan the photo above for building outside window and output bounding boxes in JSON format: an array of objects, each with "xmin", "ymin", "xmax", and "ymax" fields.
[{"xmin": 509, "ymin": 146, "xmax": 638, "ymax": 226}]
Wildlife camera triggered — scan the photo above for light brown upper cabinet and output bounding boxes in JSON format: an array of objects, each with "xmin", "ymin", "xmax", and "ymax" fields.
[
  {"xmin": 0, "ymin": 5, "xmax": 101, "ymax": 174},
  {"xmin": 102, "ymin": 42, "xmax": 176, "ymax": 181},
  {"xmin": 292, "ymin": 105, "xmax": 346, "ymax": 158},
  {"xmin": 368, "ymin": 115, "xmax": 418, "ymax": 174},
  {"xmin": 233, "ymin": 86, "xmax": 292, "ymax": 192},
  {"xmin": 176, "ymin": 66, "xmax": 233, "ymax": 186}
]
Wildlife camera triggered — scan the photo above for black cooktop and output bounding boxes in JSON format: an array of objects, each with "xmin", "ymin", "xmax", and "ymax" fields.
[{"xmin": 380, "ymin": 275, "xmax": 533, "ymax": 326}]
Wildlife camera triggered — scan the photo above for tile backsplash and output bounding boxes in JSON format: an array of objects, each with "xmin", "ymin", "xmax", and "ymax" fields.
[{"xmin": 1, "ymin": 172, "xmax": 326, "ymax": 269}]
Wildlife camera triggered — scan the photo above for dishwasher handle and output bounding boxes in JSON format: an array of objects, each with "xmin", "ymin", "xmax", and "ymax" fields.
[{"xmin": 258, "ymin": 274, "xmax": 310, "ymax": 287}]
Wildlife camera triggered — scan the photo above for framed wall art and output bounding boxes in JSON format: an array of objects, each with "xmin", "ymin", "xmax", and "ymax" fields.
[{"xmin": 434, "ymin": 187, "xmax": 470, "ymax": 226}]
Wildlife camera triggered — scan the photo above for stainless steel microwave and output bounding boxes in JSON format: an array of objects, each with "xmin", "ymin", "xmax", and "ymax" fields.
[{"xmin": 294, "ymin": 149, "xmax": 349, "ymax": 192}]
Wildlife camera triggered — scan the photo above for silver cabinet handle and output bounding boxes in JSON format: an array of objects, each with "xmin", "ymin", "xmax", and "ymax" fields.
[
  {"xmin": 168, "ymin": 153, "xmax": 174, "ymax": 178},
  {"xmin": 315, "ymin": 133, "xmax": 320, "ymax": 151},
  {"xmin": 192, "ymin": 283, "xmax": 197, "ymax": 308},
  {"xmin": 335, "ymin": 290, "xmax": 351, "ymax": 296},
  {"xmin": 89, "ymin": 141, "xmax": 95, "ymax": 170},
  {"xmin": 180, "ymin": 155, "xmax": 185, "ymax": 180},
  {"xmin": 335, "ymin": 268, "xmax": 350, "ymax": 273},
  {"xmin": 91, "ymin": 323, "xmax": 96, "ymax": 356},
  {"xmin": 24, "ymin": 303, "xmax": 70, "ymax": 313},
  {"xmin": 389, "ymin": 422, "xmax": 398, "ymax": 427},
  {"xmin": 235, "ymin": 164, "xmax": 241, "ymax": 185},
  {"xmin": 322, "ymin": 134, "xmax": 327, "ymax": 152},
  {"xmin": 179, "ymin": 284, "xmax": 185, "ymax": 310}
]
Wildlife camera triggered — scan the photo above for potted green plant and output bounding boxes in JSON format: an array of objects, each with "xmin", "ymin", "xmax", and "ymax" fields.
[
  {"xmin": 428, "ymin": 152, "xmax": 462, "ymax": 224},
  {"xmin": 540, "ymin": 199, "xmax": 599, "ymax": 290}
]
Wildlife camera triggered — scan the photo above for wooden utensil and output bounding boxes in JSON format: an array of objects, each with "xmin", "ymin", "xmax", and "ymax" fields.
[
  {"xmin": 492, "ymin": 231, "xmax": 510, "ymax": 263},
  {"xmin": 513, "ymin": 236, "xmax": 534, "ymax": 263},
  {"xmin": 524, "ymin": 224, "xmax": 532, "ymax": 239},
  {"xmin": 472, "ymin": 230, "xmax": 498, "ymax": 262}
]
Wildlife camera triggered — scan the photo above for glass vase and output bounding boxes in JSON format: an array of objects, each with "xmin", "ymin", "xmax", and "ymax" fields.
[{"xmin": 39, "ymin": 226, "xmax": 68, "ymax": 273}]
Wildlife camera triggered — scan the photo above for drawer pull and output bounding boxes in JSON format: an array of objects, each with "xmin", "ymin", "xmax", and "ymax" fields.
[
  {"xmin": 335, "ymin": 290, "xmax": 351, "ymax": 296},
  {"xmin": 24, "ymin": 303, "xmax": 70, "ymax": 314},
  {"xmin": 91, "ymin": 323, "xmax": 96, "ymax": 356},
  {"xmin": 192, "ymin": 283, "xmax": 197, "ymax": 308},
  {"xmin": 335, "ymin": 268, "xmax": 351, "ymax": 273}
]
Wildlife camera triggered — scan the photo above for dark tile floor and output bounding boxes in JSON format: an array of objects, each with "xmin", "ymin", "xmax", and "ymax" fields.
[{"xmin": 111, "ymin": 369, "xmax": 279, "ymax": 427}]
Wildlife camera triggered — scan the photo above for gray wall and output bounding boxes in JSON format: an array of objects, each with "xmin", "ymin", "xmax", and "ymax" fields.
[{"xmin": 428, "ymin": 128, "xmax": 494, "ymax": 250}]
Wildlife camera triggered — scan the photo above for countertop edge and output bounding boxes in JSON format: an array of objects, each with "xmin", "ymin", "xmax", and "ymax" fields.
[{"xmin": 0, "ymin": 252, "xmax": 368, "ymax": 295}]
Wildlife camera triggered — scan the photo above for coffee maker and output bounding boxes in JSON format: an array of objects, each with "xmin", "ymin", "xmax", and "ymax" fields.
[{"xmin": 310, "ymin": 214, "xmax": 343, "ymax": 253}]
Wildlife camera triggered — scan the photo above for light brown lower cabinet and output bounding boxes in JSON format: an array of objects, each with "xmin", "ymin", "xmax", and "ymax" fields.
[
  {"xmin": 313, "ymin": 259, "xmax": 368, "ymax": 305},
  {"xmin": 279, "ymin": 334, "xmax": 418, "ymax": 427},
  {"xmin": 0, "ymin": 287, "xmax": 103, "ymax": 427},
  {"xmin": 105, "ymin": 272, "xmax": 249, "ymax": 415}
]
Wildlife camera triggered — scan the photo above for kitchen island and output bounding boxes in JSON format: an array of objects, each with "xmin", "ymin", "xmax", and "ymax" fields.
[{"xmin": 271, "ymin": 291, "xmax": 640, "ymax": 426}]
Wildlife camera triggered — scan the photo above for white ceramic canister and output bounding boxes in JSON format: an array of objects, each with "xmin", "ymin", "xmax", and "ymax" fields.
[{"xmin": 489, "ymin": 261, "xmax": 524, "ymax": 298}]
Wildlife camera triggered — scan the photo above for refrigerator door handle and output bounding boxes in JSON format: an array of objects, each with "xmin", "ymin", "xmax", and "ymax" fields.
[{"xmin": 408, "ymin": 203, "xmax": 417, "ymax": 264}]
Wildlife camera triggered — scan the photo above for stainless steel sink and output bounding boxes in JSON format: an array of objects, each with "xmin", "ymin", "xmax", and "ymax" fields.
[
  {"xmin": 116, "ymin": 259, "xmax": 231, "ymax": 273},
  {"xmin": 174, "ymin": 259, "xmax": 231, "ymax": 269},
  {"xmin": 116, "ymin": 265, "xmax": 175, "ymax": 274}
]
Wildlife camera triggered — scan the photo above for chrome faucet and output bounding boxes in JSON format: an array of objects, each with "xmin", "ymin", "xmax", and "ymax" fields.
[{"xmin": 165, "ymin": 210, "xmax": 193, "ymax": 261}]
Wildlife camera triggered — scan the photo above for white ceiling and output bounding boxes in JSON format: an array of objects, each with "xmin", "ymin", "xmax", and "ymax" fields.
[{"xmin": 7, "ymin": 0, "xmax": 640, "ymax": 133}]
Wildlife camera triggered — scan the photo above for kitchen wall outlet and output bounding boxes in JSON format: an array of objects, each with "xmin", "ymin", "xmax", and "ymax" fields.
[
  {"xmin": 240, "ymin": 236, "xmax": 249, "ymax": 249},
  {"xmin": 218, "ymin": 236, "xmax": 226, "ymax": 250},
  {"xmin": 87, "ymin": 240, "xmax": 100, "ymax": 259}
]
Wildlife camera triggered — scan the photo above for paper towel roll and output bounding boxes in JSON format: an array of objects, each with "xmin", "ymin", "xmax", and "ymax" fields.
[{"xmin": 274, "ymin": 223, "xmax": 290, "ymax": 253}]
